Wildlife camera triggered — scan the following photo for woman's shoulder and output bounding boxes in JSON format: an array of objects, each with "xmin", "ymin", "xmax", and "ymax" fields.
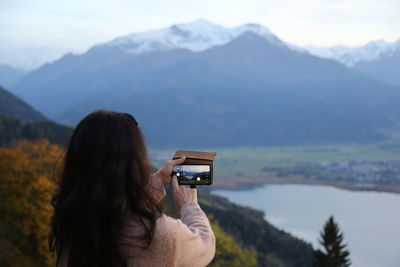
[
  {"xmin": 155, "ymin": 204, "xmax": 213, "ymax": 239},
  {"xmin": 153, "ymin": 213, "xmax": 196, "ymax": 242},
  {"xmin": 155, "ymin": 213, "xmax": 182, "ymax": 235}
]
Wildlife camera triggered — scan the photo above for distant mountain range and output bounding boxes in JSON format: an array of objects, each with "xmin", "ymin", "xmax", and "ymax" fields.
[
  {"xmin": 304, "ymin": 39, "xmax": 400, "ymax": 87},
  {"xmin": 106, "ymin": 18, "xmax": 288, "ymax": 53},
  {"xmin": 0, "ymin": 64, "xmax": 26, "ymax": 88},
  {"xmin": 2, "ymin": 19, "xmax": 398, "ymax": 87},
  {"xmin": 10, "ymin": 19, "xmax": 400, "ymax": 147},
  {"xmin": 304, "ymin": 39, "xmax": 400, "ymax": 67}
]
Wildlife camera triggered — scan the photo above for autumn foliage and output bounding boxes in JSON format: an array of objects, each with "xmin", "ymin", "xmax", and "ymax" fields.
[
  {"xmin": 0, "ymin": 139, "xmax": 63, "ymax": 267},
  {"xmin": 0, "ymin": 139, "xmax": 311, "ymax": 267}
]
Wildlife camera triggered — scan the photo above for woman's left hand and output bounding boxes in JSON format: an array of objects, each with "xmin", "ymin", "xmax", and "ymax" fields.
[{"xmin": 153, "ymin": 156, "xmax": 186, "ymax": 186}]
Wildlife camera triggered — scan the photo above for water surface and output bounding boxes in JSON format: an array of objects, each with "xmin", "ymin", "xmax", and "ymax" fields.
[{"xmin": 213, "ymin": 184, "xmax": 400, "ymax": 267}]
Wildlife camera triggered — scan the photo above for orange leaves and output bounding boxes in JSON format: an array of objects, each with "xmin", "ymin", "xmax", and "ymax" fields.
[{"xmin": 0, "ymin": 139, "xmax": 64, "ymax": 266}]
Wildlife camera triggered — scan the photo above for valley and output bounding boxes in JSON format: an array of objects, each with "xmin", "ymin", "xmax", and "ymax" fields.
[{"xmin": 150, "ymin": 142, "xmax": 400, "ymax": 193}]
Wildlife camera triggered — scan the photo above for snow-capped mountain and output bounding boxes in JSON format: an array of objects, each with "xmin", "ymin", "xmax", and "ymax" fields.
[
  {"xmin": 14, "ymin": 19, "xmax": 400, "ymax": 147},
  {"xmin": 103, "ymin": 18, "xmax": 286, "ymax": 53},
  {"xmin": 305, "ymin": 39, "xmax": 400, "ymax": 67}
]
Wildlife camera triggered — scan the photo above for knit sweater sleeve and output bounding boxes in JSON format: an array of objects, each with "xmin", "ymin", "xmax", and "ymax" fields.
[{"xmin": 166, "ymin": 202, "xmax": 216, "ymax": 267}]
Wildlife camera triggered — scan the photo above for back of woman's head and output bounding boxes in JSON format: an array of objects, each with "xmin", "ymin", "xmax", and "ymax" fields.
[{"xmin": 49, "ymin": 110, "xmax": 160, "ymax": 267}]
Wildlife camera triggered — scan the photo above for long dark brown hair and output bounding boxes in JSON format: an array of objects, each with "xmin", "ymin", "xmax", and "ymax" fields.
[{"xmin": 49, "ymin": 110, "xmax": 161, "ymax": 267}]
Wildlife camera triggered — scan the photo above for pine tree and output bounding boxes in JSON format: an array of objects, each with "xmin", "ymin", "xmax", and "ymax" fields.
[{"xmin": 314, "ymin": 216, "xmax": 351, "ymax": 267}]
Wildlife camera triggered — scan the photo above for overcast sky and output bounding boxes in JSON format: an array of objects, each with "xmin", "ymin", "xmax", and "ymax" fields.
[{"xmin": 1, "ymin": 0, "xmax": 399, "ymax": 69}]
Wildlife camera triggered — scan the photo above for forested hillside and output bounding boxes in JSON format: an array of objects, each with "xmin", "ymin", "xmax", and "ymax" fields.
[
  {"xmin": 0, "ymin": 115, "xmax": 72, "ymax": 147},
  {"xmin": 0, "ymin": 86, "xmax": 46, "ymax": 122},
  {"xmin": 0, "ymin": 139, "xmax": 314, "ymax": 266},
  {"xmin": 163, "ymin": 187, "xmax": 313, "ymax": 266},
  {"xmin": 200, "ymin": 192, "xmax": 314, "ymax": 266},
  {"xmin": 0, "ymin": 86, "xmax": 72, "ymax": 146}
]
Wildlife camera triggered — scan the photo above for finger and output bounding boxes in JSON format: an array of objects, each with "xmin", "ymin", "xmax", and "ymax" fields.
[
  {"xmin": 171, "ymin": 156, "xmax": 186, "ymax": 166},
  {"xmin": 172, "ymin": 176, "xmax": 179, "ymax": 192}
]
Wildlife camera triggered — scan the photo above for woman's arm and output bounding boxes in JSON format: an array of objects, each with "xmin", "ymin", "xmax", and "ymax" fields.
[
  {"xmin": 159, "ymin": 203, "xmax": 216, "ymax": 267},
  {"xmin": 179, "ymin": 203, "xmax": 216, "ymax": 266},
  {"xmin": 169, "ymin": 176, "xmax": 216, "ymax": 266}
]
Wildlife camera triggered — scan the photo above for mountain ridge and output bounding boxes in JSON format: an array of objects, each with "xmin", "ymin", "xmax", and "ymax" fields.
[
  {"xmin": 304, "ymin": 39, "xmax": 400, "ymax": 86},
  {"xmin": 0, "ymin": 85, "xmax": 47, "ymax": 122},
  {"xmin": 13, "ymin": 31, "xmax": 400, "ymax": 148},
  {"xmin": 104, "ymin": 19, "xmax": 287, "ymax": 54},
  {"xmin": 0, "ymin": 64, "xmax": 26, "ymax": 88},
  {"xmin": 0, "ymin": 86, "xmax": 72, "ymax": 146},
  {"xmin": 304, "ymin": 38, "xmax": 400, "ymax": 67},
  {"xmin": 2, "ymin": 19, "xmax": 397, "ymax": 73}
]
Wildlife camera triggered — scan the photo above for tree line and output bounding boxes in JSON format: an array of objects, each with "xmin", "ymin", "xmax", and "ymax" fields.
[{"xmin": 0, "ymin": 114, "xmax": 72, "ymax": 147}]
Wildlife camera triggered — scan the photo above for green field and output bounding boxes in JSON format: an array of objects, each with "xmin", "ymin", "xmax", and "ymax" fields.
[{"xmin": 149, "ymin": 142, "xmax": 400, "ymax": 177}]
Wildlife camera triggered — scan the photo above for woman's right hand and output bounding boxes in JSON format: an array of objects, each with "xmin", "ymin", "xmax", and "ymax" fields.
[
  {"xmin": 153, "ymin": 157, "xmax": 186, "ymax": 186},
  {"xmin": 172, "ymin": 176, "xmax": 198, "ymax": 210}
]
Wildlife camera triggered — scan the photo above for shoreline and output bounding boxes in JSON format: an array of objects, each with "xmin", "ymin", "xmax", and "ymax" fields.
[{"xmin": 212, "ymin": 175, "xmax": 400, "ymax": 194}]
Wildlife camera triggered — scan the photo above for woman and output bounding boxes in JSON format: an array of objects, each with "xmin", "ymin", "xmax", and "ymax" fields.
[{"xmin": 49, "ymin": 110, "xmax": 216, "ymax": 267}]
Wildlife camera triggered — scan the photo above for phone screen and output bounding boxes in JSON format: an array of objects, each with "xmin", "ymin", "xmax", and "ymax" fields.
[{"xmin": 173, "ymin": 165, "xmax": 212, "ymax": 185}]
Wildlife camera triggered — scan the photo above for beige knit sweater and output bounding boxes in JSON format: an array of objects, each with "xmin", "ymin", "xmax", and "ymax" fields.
[{"xmin": 58, "ymin": 174, "xmax": 216, "ymax": 267}]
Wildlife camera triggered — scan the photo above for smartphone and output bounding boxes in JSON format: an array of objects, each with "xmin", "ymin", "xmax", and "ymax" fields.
[{"xmin": 173, "ymin": 164, "xmax": 212, "ymax": 185}]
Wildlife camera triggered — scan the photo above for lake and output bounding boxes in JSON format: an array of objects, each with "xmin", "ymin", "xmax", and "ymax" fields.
[{"xmin": 213, "ymin": 184, "xmax": 400, "ymax": 267}]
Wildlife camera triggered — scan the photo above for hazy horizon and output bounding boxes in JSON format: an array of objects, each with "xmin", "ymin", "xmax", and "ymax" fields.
[{"xmin": 1, "ymin": 0, "xmax": 399, "ymax": 70}]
